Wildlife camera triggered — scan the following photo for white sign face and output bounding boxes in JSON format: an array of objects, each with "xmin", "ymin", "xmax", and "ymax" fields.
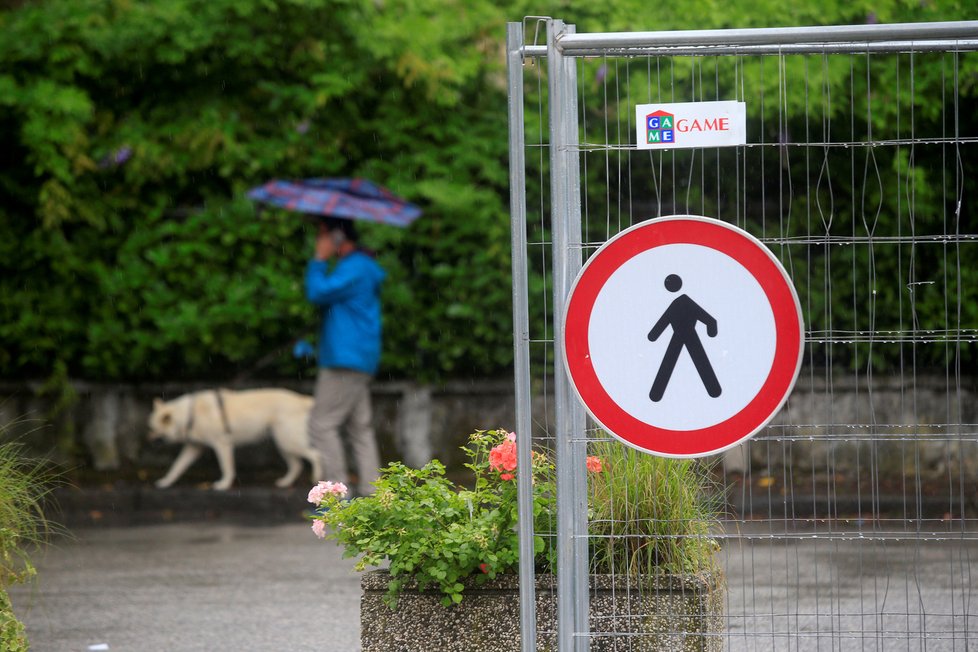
[
  {"xmin": 588, "ymin": 244, "xmax": 776, "ymax": 431},
  {"xmin": 562, "ymin": 216, "xmax": 804, "ymax": 458},
  {"xmin": 635, "ymin": 101, "xmax": 746, "ymax": 150}
]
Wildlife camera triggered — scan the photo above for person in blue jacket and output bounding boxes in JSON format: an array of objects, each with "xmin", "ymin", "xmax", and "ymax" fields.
[{"xmin": 305, "ymin": 217, "xmax": 386, "ymax": 497}]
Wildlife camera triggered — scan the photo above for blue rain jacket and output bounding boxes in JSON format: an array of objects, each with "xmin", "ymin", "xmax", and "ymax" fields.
[{"xmin": 304, "ymin": 251, "xmax": 386, "ymax": 375}]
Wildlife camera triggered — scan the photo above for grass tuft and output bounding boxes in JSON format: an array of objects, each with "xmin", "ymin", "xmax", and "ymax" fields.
[
  {"xmin": 0, "ymin": 432, "xmax": 64, "ymax": 651},
  {"xmin": 588, "ymin": 437, "xmax": 722, "ymax": 576}
]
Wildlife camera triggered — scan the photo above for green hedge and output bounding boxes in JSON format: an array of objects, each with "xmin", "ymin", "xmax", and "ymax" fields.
[
  {"xmin": 1, "ymin": 0, "xmax": 973, "ymax": 384},
  {"xmin": 0, "ymin": 0, "xmax": 518, "ymax": 382}
]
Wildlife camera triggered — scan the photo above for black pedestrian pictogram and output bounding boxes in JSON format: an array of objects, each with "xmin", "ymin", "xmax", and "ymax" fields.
[{"xmin": 647, "ymin": 274, "xmax": 722, "ymax": 402}]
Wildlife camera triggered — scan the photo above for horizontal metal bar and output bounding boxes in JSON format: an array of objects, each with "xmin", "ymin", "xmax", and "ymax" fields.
[
  {"xmin": 569, "ymin": 233, "xmax": 978, "ymax": 248},
  {"xmin": 696, "ymin": 631, "xmax": 978, "ymax": 640},
  {"xmin": 559, "ymin": 21, "xmax": 978, "ymax": 52},
  {"xmin": 590, "ymin": 529, "xmax": 978, "ymax": 542},
  {"xmin": 557, "ymin": 39, "xmax": 978, "ymax": 57},
  {"xmin": 762, "ymin": 234, "xmax": 978, "ymax": 245},
  {"xmin": 519, "ymin": 21, "xmax": 978, "ymax": 58},
  {"xmin": 554, "ymin": 529, "xmax": 978, "ymax": 542},
  {"xmin": 752, "ymin": 433, "xmax": 978, "ymax": 442},
  {"xmin": 582, "ymin": 234, "xmax": 978, "ymax": 249},
  {"xmin": 570, "ymin": 137, "xmax": 978, "ymax": 153},
  {"xmin": 799, "ymin": 336, "xmax": 978, "ymax": 345},
  {"xmin": 584, "ymin": 235, "xmax": 978, "ymax": 247}
]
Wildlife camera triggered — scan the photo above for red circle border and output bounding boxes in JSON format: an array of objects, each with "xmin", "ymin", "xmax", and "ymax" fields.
[{"xmin": 562, "ymin": 216, "xmax": 804, "ymax": 457}]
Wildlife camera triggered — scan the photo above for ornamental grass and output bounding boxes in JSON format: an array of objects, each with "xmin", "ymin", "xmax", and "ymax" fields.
[
  {"xmin": 0, "ymin": 436, "xmax": 62, "ymax": 652},
  {"xmin": 588, "ymin": 437, "xmax": 722, "ymax": 577}
]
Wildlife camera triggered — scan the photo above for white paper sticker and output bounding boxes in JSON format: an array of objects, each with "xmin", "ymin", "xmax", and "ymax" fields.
[{"xmin": 635, "ymin": 101, "xmax": 746, "ymax": 150}]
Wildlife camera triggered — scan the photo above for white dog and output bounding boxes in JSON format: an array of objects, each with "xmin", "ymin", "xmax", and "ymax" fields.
[{"xmin": 147, "ymin": 388, "xmax": 322, "ymax": 491}]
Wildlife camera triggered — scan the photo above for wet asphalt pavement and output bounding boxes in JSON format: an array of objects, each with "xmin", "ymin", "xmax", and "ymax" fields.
[
  {"xmin": 10, "ymin": 520, "xmax": 978, "ymax": 651},
  {"xmin": 9, "ymin": 523, "xmax": 361, "ymax": 652}
]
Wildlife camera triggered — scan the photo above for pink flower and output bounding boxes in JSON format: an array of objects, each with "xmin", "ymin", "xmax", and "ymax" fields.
[
  {"xmin": 307, "ymin": 483, "xmax": 327, "ymax": 504},
  {"xmin": 499, "ymin": 473, "xmax": 514, "ymax": 481},
  {"xmin": 307, "ymin": 481, "xmax": 349, "ymax": 504},
  {"xmin": 311, "ymin": 520, "xmax": 327, "ymax": 539},
  {"xmin": 505, "ymin": 431, "xmax": 516, "ymax": 442},
  {"xmin": 586, "ymin": 456, "xmax": 604, "ymax": 473}
]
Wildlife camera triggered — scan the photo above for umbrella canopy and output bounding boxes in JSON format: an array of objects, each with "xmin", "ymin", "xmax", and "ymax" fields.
[{"xmin": 247, "ymin": 178, "xmax": 421, "ymax": 227}]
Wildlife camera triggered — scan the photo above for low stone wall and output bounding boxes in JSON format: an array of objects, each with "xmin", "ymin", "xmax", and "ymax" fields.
[
  {"xmin": 0, "ymin": 378, "xmax": 525, "ymax": 485},
  {"xmin": 732, "ymin": 373, "xmax": 978, "ymax": 480},
  {"xmin": 0, "ymin": 374, "xmax": 975, "ymax": 488}
]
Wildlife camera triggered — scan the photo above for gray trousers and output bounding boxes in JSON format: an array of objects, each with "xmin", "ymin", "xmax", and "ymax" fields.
[{"xmin": 307, "ymin": 368, "xmax": 380, "ymax": 496}]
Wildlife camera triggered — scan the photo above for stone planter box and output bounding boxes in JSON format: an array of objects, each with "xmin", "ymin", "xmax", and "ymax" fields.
[{"xmin": 360, "ymin": 569, "xmax": 725, "ymax": 651}]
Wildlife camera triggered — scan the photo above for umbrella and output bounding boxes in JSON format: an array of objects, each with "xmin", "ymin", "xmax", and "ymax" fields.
[{"xmin": 247, "ymin": 177, "xmax": 421, "ymax": 227}]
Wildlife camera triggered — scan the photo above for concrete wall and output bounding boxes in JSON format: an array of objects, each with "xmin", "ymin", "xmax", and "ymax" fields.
[{"xmin": 0, "ymin": 374, "xmax": 974, "ymax": 486}]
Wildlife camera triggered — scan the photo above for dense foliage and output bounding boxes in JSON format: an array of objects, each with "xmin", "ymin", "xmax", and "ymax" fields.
[
  {"xmin": 1, "ymin": 0, "xmax": 974, "ymax": 384},
  {"xmin": 0, "ymin": 0, "xmax": 517, "ymax": 382}
]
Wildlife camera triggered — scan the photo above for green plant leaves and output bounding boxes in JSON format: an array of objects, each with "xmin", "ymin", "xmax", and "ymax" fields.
[{"xmin": 312, "ymin": 429, "xmax": 541, "ymax": 607}]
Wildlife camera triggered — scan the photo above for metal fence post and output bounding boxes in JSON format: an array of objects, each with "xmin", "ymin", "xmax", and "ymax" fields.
[
  {"xmin": 547, "ymin": 18, "xmax": 590, "ymax": 652},
  {"xmin": 507, "ymin": 20, "xmax": 538, "ymax": 652}
]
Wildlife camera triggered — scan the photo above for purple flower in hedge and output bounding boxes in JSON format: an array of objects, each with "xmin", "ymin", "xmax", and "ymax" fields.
[
  {"xmin": 98, "ymin": 146, "xmax": 133, "ymax": 169},
  {"xmin": 113, "ymin": 146, "xmax": 133, "ymax": 165}
]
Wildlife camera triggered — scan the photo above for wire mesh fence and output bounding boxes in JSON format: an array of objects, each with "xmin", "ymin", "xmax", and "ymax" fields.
[{"xmin": 509, "ymin": 18, "xmax": 978, "ymax": 651}]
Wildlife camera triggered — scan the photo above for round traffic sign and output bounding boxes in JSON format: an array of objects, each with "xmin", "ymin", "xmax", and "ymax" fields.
[{"xmin": 562, "ymin": 215, "xmax": 804, "ymax": 457}]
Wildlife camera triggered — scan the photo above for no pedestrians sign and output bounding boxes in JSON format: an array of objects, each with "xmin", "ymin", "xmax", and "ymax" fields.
[{"xmin": 562, "ymin": 216, "xmax": 804, "ymax": 458}]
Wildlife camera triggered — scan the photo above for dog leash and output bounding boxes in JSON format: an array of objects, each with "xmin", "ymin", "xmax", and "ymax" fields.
[
  {"xmin": 183, "ymin": 395, "xmax": 197, "ymax": 439},
  {"xmin": 182, "ymin": 390, "xmax": 233, "ymax": 438},
  {"xmin": 214, "ymin": 389, "xmax": 232, "ymax": 434}
]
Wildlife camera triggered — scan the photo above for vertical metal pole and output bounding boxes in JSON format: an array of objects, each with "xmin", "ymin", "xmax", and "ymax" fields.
[
  {"xmin": 548, "ymin": 19, "xmax": 590, "ymax": 652},
  {"xmin": 507, "ymin": 21, "xmax": 537, "ymax": 652}
]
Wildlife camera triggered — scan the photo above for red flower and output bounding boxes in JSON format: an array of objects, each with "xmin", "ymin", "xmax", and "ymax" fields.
[
  {"xmin": 489, "ymin": 438, "xmax": 518, "ymax": 476},
  {"xmin": 586, "ymin": 456, "xmax": 604, "ymax": 473},
  {"xmin": 479, "ymin": 563, "xmax": 489, "ymax": 574}
]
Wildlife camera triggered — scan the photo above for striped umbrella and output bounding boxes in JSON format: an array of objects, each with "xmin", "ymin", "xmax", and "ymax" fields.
[{"xmin": 247, "ymin": 177, "xmax": 421, "ymax": 227}]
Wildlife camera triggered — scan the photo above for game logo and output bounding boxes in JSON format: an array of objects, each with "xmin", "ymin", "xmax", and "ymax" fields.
[{"xmin": 636, "ymin": 101, "xmax": 747, "ymax": 150}]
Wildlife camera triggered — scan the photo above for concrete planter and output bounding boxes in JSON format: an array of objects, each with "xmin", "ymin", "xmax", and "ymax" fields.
[{"xmin": 360, "ymin": 568, "xmax": 725, "ymax": 651}]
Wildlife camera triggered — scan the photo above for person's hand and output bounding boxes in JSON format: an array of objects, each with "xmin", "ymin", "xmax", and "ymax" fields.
[{"xmin": 314, "ymin": 228, "xmax": 336, "ymax": 260}]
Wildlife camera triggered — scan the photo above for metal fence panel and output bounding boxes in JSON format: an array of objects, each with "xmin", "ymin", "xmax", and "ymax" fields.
[{"xmin": 509, "ymin": 17, "xmax": 978, "ymax": 651}]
